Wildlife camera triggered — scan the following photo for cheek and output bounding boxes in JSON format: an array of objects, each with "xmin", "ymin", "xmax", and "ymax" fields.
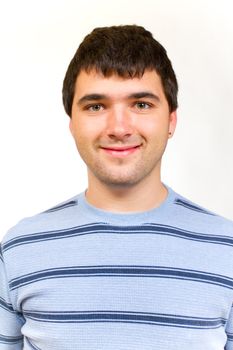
[
  {"xmin": 71, "ymin": 119, "xmax": 101, "ymax": 143},
  {"xmin": 80, "ymin": 117, "xmax": 105, "ymax": 136},
  {"xmin": 73, "ymin": 129, "xmax": 100, "ymax": 158},
  {"xmin": 74, "ymin": 133, "xmax": 91, "ymax": 153},
  {"xmin": 140, "ymin": 119, "xmax": 169, "ymax": 140}
]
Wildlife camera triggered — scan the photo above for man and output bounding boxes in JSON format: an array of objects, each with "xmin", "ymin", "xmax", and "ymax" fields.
[{"xmin": 0, "ymin": 25, "xmax": 233, "ymax": 350}]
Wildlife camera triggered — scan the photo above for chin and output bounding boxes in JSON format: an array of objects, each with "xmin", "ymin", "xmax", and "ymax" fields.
[{"xmin": 96, "ymin": 174, "xmax": 144, "ymax": 188}]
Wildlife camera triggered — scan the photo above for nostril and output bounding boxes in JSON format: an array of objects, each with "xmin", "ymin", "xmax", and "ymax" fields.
[{"xmin": 108, "ymin": 133, "xmax": 133, "ymax": 141}]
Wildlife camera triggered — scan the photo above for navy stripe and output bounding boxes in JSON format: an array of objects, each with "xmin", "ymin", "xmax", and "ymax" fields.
[
  {"xmin": 23, "ymin": 310, "xmax": 226, "ymax": 329},
  {"xmin": 0, "ymin": 297, "xmax": 14, "ymax": 313},
  {"xmin": 0, "ymin": 334, "xmax": 23, "ymax": 344},
  {"xmin": 174, "ymin": 198, "xmax": 215, "ymax": 216},
  {"xmin": 0, "ymin": 246, "xmax": 3, "ymax": 262},
  {"xmin": 2, "ymin": 223, "xmax": 105, "ymax": 252},
  {"xmin": 9, "ymin": 265, "xmax": 233, "ymax": 291},
  {"xmin": 3, "ymin": 223, "xmax": 233, "ymax": 253},
  {"xmin": 43, "ymin": 200, "xmax": 77, "ymax": 213},
  {"xmin": 227, "ymin": 332, "xmax": 233, "ymax": 341}
]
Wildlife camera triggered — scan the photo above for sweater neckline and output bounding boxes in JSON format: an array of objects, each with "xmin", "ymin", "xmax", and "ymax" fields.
[{"xmin": 77, "ymin": 184, "xmax": 176, "ymax": 224}]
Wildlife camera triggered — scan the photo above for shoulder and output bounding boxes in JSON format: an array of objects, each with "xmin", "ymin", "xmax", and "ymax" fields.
[
  {"xmin": 169, "ymin": 187, "xmax": 233, "ymax": 235},
  {"xmin": 1, "ymin": 194, "xmax": 80, "ymax": 246}
]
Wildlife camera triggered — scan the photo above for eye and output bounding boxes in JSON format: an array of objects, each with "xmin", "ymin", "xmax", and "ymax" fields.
[
  {"xmin": 87, "ymin": 104, "xmax": 104, "ymax": 112},
  {"xmin": 135, "ymin": 101, "xmax": 151, "ymax": 110}
]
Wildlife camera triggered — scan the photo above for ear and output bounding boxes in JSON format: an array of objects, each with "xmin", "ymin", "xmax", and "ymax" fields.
[
  {"xmin": 168, "ymin": 110, "xmax": 177, "ymax": 138},
  {"xmin": 69, "ymin": 119, "xmax": 74, "ymax": 137}
]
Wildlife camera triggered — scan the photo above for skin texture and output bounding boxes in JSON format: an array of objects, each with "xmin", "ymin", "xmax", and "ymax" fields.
[{"xmin": 69, "ymin": 69, "xmax": 177, "ymax": 212}]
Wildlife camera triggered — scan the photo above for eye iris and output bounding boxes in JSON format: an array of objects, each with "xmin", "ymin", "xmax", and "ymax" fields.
[
  {"xmin": 138, "ymin": 102, "xmax": 147, "ymax": 109},
  {"xmin": 93, "ymin": 104, "xmax": 101, "ymax": 111}
]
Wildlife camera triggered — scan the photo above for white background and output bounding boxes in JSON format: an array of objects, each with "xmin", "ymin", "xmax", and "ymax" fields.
[{"xmin": 0, "ymin": 0, "xmax": 232, "ymax": 238}]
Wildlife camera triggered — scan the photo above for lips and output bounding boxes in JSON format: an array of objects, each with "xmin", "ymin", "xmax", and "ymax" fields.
[
  {"xmin": 101, "ymin": 145, "xmax": 140, "ymax": 151},
  {"xmin": 100, "ymin": 144, "xmax": 141, "ymax": 157}
]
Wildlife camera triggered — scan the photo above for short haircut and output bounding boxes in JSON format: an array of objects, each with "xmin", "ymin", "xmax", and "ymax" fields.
[{"xmin": 62, "ymin": 25, "xmax": 178, "ymax": 117}]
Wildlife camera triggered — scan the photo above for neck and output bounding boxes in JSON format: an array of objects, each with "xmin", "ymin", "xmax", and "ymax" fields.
[{"xmin": 85, "ymin": 173, "xmax": 168, "ymax": 213}]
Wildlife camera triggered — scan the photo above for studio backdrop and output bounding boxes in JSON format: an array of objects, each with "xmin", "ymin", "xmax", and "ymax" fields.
[{"xmin": 0, "ymin": 0, "xmax": 232, "ymax": 237}]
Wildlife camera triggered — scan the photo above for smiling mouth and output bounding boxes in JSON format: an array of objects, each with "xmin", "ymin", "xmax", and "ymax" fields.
[{"xmin": 101, "ymin": 145, "xmax": 141, "ymax": 157}]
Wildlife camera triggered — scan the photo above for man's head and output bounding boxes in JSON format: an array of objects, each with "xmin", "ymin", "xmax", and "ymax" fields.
[
  {"xmin": 62, "ymin": 25, "xmax": 178, "ymax": 116},
  {"xmin": 65, "ymin": 25, "xmax": 178, "ymax": 193}
]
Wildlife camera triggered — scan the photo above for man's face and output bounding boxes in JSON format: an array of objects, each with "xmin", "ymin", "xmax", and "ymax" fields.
[{"xmin": 70, "ymin": 69, "xmax": 177, "ymax": 188}]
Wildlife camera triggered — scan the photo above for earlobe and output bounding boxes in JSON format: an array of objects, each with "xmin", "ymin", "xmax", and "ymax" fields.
[
  {"xmin": 168, "ymin": 110, "xmax": 177, "ymax": 138},
  {"xmin": 69, "ymin": 119, "xmax": 74, "ymax": 136}
]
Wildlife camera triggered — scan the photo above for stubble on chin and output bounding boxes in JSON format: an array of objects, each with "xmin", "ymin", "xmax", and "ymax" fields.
[{"xmin": 88, "ymin": 156, "xmax": 159, "ymax": 188}]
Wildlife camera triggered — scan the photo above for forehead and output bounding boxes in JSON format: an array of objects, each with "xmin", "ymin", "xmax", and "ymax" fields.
[{"xmin": 73, "ymin": 69, "xmax": 166, "ymax": 100}]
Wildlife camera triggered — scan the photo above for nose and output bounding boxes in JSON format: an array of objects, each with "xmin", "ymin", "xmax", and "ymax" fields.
[{"xmin": 106, "ymin": 106, "xmax": 134, "ymax": 140}]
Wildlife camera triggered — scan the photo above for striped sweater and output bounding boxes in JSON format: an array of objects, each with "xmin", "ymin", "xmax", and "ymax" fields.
[{"xmin": 1, "ymin": 185, "xmax": 233, "ymax": 349}]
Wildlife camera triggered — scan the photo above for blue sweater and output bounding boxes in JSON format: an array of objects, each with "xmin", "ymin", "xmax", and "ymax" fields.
[{"xmin": 1, "ymin": 185, "xmax": 233, "ymax": 349}]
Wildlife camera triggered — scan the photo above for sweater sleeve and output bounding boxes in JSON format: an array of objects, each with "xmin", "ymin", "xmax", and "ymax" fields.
[
  {"xmin": 225, "ymin": 305, "xmax": 233, "ymax": 350},
  {"xmin": 0, "ymin": 244, "xmax": 24, "ymax": 349}
]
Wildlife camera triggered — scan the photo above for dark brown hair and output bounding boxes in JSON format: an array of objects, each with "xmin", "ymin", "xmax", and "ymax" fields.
[{"xmin": 62, "ymin": 25, "xmax": 178, "ymax": 116}]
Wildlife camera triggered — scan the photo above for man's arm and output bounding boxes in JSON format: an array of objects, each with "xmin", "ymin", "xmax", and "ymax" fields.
[
  {"xmin": 0, "ymin": 245, "xmax": 24, "ymax": 349},
  {"xmin": 225, "ymin": 305, "xmax": 233, "ymax": 350}
]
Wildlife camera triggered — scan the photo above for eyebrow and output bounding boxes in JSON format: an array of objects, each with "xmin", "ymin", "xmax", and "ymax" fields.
[
  {"xmin": 77, "ymin": 91, "xmax": 161, "ymax": 105},
  {"xmin": 128, "ymin": 92, "xmax": 160, "ymax": 102}
]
